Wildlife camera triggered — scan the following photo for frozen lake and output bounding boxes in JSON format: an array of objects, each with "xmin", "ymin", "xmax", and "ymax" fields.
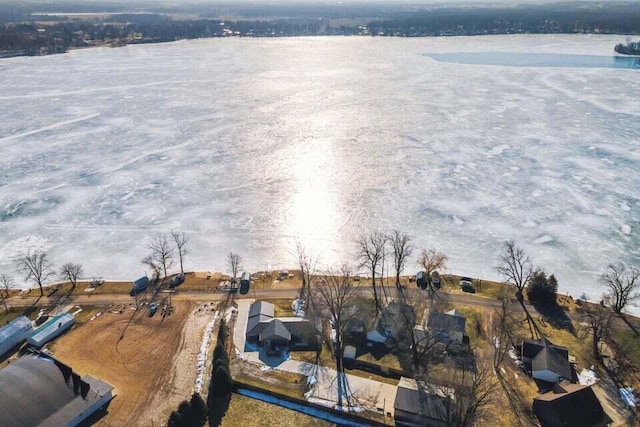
[{"xmin": 0, "ymin": 35, "xmax": 639, "ymax": 311}]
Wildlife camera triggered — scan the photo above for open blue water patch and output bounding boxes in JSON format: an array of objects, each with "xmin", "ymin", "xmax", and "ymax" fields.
[{"xmin": 426, "ymin": 52, "xmax": 640, "ymax": 69}]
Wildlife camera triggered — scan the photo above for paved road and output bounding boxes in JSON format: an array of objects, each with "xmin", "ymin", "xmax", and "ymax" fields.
[{"xmin": 5, "ymin": 285, "xmax": 509, "ymax": 311}]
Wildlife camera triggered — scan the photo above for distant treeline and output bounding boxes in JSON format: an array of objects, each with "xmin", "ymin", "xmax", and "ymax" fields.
[
  {"xmin": 2, "ymin": 2, "xmax": 640, "ymax": 57},
  {"xmin": 367, "ymin": 4, "xmax": 640, "ymax": 36}
]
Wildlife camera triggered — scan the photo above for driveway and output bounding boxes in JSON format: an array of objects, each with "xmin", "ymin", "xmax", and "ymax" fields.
[{"xmin": 233, "ymin": 299, "xmax": 254, "ymax": 353}]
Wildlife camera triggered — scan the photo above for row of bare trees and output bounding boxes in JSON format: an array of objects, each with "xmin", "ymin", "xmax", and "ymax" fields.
[
  {"xmin": 355, "ymin": 230, "xmax": 448, "ymax": 315},
  {"xmin": 294, "ymin": 234, "xmax": 493, "ymax": 424},
  {"xmin": 4, "ymin": 250, "xmax": 83, "ymax": 298},
  {"xmin": 497, "ymin": 240, "xmax": 639, "ymax": 314},
  {"xmin": 496, "ymin": 240, "xmax": 639, "ymax": 359},
  {"xmin": 141, "ymin": 230, "xmax": 189, "ymax": 283},
  {"xmin": 0, "ymin": 230, "xmax": 190, "ymax": 306}
]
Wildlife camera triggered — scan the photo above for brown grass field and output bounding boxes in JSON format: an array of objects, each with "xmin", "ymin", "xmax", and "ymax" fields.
[
  {"xmin": 48, "ymin": 301, "xmax": 195, "ymax": 426},
  {"xmin": 222, "ymin": 393, "xmax": 330, "ymax": 427}
]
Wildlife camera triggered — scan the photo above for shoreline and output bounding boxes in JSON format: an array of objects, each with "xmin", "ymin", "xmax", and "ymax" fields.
[{"xmin": 10, "ymin": 270, "xmax": 640, "ymax": 320}]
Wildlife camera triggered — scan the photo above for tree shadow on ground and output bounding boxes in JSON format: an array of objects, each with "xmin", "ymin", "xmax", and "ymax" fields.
[
  {"xmin": 617, "ymin": 313, "xmax": 639, "ymax": 336},
  {"xmin": 532, "ymin": 302, "xmax": 575, "ymax": 335},
  {"xmin": 496, "ymin": 372, "xmax": 527, "ymax": 427},
  {"xmin": 49, "ymin": 287, "xmax": 76, "ymax": 308},
  {"xmin": 21, "ymin": 296, "xmax": 42, "ymax": 318}
]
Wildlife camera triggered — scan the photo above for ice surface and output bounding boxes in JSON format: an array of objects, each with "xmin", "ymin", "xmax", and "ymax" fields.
[{"xmin": 0, "ymin": 35, "xmax": 638, "ymax": 313}]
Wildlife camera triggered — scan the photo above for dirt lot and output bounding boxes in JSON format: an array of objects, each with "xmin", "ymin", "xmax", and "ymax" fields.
[{"xmin": 49, "ymin": 300, "xmax": 196, "ymax": 426}]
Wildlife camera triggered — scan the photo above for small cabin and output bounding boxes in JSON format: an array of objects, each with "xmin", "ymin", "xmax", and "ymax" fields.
[{"xmin": 27, "ymin": 313, "xmax": 75, "ymax": 348}]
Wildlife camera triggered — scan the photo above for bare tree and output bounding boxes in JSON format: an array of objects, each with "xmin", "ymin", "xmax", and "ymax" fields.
[
  {"xmin": 292, "ymin": 241, "xmax": 319, "ymax": 304},
  {"xmin": 142, "ymin": 255, "xmax": 162, "ymax": 282},
  {"xmin": 0, "ymin": 274, "xmax": 14, "ymax": 312},
  {"xmin": 495, "ymin": 241, "xmax": 533, "ymax": 301},
  {"xmin": 493, "ymin": 288, "xmax": 515, "ymax": 369},
  {"xmin": 439, "ymin": 357, "xmax": 497, "ymax": 427},
  {"xmin": 601, "ymin": 262, "xmax": 639, "ymax": 314},
  {"xmin": 149, "ymin": 234, "xmax": 174, "ymax": 281},
  {"xmin": 0, "ymin": 274, "xmax": 14, "ymax": 298},
  {"xmin": 170, "ymin": 230, "xmax": 189, "ymax": 273},
  {"xmin": 496, "ymin": 241, "xmax": 537, "ymax": 339},
  {"xmin": 355, "ymin": 231, "xmax": 387, "ymax": 315},
  {"xmin": 390, "ymin": 230, "xmax": 413, "ymax": 292},
  {"xmin": 59, "ymin": 263, "xmax": 83, "ymax": 290},
  {"xmin": 227, "ymin": 252, "xmax": 242, "ymax": 279},
  {"xmin": 394, "ymin": 287, "xmax": 434, "ymax": 374},
  {"xmin": 416, "ymin": 248, "xmax": 448, "ymax": 293},
  {"xmin": 16, "ymin": 250, "xmax": 55, "ymax": 297},
  {"xmin": 582, "ymin": 301, "xmax": 613, "ymax": 359},
  {"xmin": 312, "ymin": 265, "xmax": 359, "ymax": 408}
]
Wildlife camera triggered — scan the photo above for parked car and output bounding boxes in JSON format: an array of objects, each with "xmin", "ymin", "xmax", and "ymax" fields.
[
  {"xmin": 148, "ymin": 303, "xmax": 158, "ymax": 317},
  {"xmin": 460, "ymin": 280, "xmax": 476, "ymax": 293},
  {"xmin": 431, "ymin": 271, "xmax": 441, "ymax": 289},
  {"xmin": 239, "ymin": 272, "xmax": 251, "ymax": 295},
  {"xmin": 130, "ymin": 275, "xmax": 149, "ymax": 296},
  {"xmin": 416, "ymin": 271, "xmax": 427, "ymax": 289},
  {"xmin": 170, "ymin": 273, "xmax": 185, "ymax": 288}
]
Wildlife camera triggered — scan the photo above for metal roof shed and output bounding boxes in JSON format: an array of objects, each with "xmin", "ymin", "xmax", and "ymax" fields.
[
  {"xmin": 27, "ymin": 313, "xmax": 75, "ymax": 348},
  {"xmin": 0, "ymin": 316, "xmax": 33, "ymax": 357}
]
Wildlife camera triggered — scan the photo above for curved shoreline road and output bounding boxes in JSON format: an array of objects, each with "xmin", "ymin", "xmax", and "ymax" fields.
[{"xmin": 4, "ymin": 286, "xmax": 509, "ymax": 311}]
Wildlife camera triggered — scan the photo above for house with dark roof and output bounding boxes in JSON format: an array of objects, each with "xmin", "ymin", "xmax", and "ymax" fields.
[
  {"xmin": 367, "ymin": 301, "xmax": 414, "ymax": 345},
  {"xmin": 344, "ymin": 318, "xmax": 367, "ymax": 346},
  {"xmin": 428, "ymin": 309, "xmax": 466, "ymax": 345},
  {"xmin": 522, "ymin": 338, "xmax": 572, "ymax": 384},
  {"xmin": 533, "ymin": 381, "xmax": 612, "ymax": 427},
  {"xmin": 260, "ymin": 319, "xmax": 291, "ymax": 354},
  {"xmin": 246, "ymin": 301, "xmax": 317, "ymax": 354},
  {"xmin": 0, "ymin": 352, "xmax": 113, "ymax": 427},
  {"xmin": 394, "ymin": 377, "xmax": 454, "ymax": 427}
]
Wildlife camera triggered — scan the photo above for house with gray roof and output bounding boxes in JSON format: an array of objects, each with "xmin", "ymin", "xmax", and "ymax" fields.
[
  {"xmin": 394, "ymin": 377, "xmax": 455, "ymax": 427},
  {"xmin": 367, "ymin": 301, "xmax": 414, "ymax": 345},
  {"xmin": 428, "ymin": 309, "xmax": 466, "ymax": 345},
  {"xmin": 522, "ymin": 338, "xmax": 572, "ymax": 384},
  {"xmin": 246, "ymin": 301, "xmax": 317, "ymax": 354},
  {"xmin": 246, "ymin": 301, "xmax": 275, "ymax": 344},
  {"xmin": 260, "ymin": 319, "xmax": 291, "ymax": 353}
]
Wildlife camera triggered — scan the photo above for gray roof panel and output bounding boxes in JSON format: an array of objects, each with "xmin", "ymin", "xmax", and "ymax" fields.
[
  {"xmin": 260, "ymin": 319, "xmax": 291, "ymax": 342},
  {"xmin": 248, "ymin": 301, "xmax": 274, "ymax": 319}
]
